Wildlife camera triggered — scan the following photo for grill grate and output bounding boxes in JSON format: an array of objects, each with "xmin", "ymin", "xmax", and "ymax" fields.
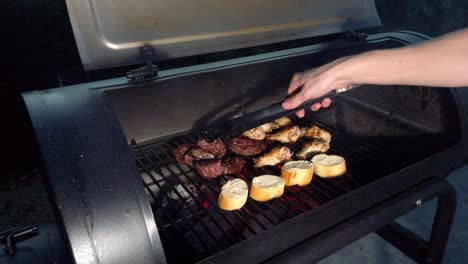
[{"xmin": 132, "ymin": 117, "xmax": 402, "ymax": 263}]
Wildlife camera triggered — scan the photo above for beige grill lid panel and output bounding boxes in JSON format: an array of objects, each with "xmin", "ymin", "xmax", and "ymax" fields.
[{"xmin": 66, "ymin": 0, "xmax": 381, "ymax": 70}]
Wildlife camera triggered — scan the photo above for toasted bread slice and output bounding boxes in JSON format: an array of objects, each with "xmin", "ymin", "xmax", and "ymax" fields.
[
  {"xmin": 311, "ymin": 154, "xmax": 346, "ymax": 178},
  {"xmin": 249, "ymin": 175, "xmax": 285, "ymax": 202},
  {"xmin": 218, "ymin": 179, "xmax": 248, "ymax": 211},
  {"xmin": 281, "ymin": 161, "xmax": 314, "ymax": 186}
]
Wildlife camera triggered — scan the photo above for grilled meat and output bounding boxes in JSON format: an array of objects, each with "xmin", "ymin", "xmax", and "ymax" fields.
[
  {"xmin": 197, "ymin": 138, "xmax": 226, "ymax": 158},
  {"xmin": 173, "ymin": 144, "xmax": 193, "ymax": 165},
  {"xmin": 229, "ymin": 136, "xmax": 270, "ymax": 156},
  {"xmin": 243, "ymin": 127, "xmax": 269, "ymax": 140},
  {"xmin": 302, "ymin": 125, "xmax": 332, "ymax": 143},
  {"xmin": 296, "ymin": 140, "xmax": 330, "ymax": 159},
  {"xmin": 195, "ymin": 157, "xmax": 246, "ymax": 179},
  {"xmin": 223, "ymin": 157, "xmax": 246, "ymax": 175},
  {"xmin": 254, "ymin": 146, "xmax": 292, "ymax": 167},
  {"xmin": 267, "ymin": 125, "xmax": 302, "ymax": 143},
  {"xmin": 274, "ymin": 116, "xmax": 292, "ymax": 127},
  {"xmin": 195, "ymin": 160, "xmax": 224, "ymax": 179},
  {"xmin": 172, "ymin": 144, "xmax": 215, "ymax": 166},
  {"xmin": 242, "ymin": 116, "xmax": 292, "ymax": 140}
]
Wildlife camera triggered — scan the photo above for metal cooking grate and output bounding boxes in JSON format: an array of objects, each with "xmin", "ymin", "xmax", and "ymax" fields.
[{"xmin": 131, "ymin": 118, "xmax": 401, "ymax": 263}]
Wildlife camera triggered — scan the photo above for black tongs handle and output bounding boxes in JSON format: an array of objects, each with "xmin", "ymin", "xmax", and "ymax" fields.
[
  {"xmin": 242, "ymin": 84, "xmax": 360, "ymax": 127},
  {"xmin": 265, "ymin": 90, "xmax": 337, "ymax": 119}
]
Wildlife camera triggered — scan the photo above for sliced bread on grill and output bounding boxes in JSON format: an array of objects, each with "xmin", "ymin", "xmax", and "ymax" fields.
[
  {"xmin": 311, "ymin": 154, "xmax": 346, "ymax": 178},
  {"xmin": 218, "ymin": 179, "xmax": 248, "ymax": 211},
  {"xmin": 249, "ymin": 175, "xmax": 285, "ymax": 202},
  {"xmin": 281, "ymin": 160, "xmax": 314, "ymax": 186}
]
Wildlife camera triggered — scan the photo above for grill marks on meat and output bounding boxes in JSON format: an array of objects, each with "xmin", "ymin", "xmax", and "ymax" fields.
[
  {"xmin": 172, "ymin": 144, "xmax": 215, "ymax": 166},
  {"xmin": 195, "ymin": 157, "xmax": 246, "ymax": 179},
  {"xmin": 197, "ymin": 138, "xmax": 226, "ymax": 158},
  {"xmin": 229, "ymin": 136, "xmax": 270, "ymax": 156},
  {"xmin": 173, "ymin": 139, "xmax": 245, "ymax": 179},
  {"xmin": 173, "ymin": 144, "xmax": 192, "ymax": 165},
  {"xmin": 195, "ymin": 160, "xmax": 224, "ymax": 179},
  {"xmin": 172, "ymin": 138, "xmax": 226, "ymax": 166},
  {"xmin": 222, "ymin": 157, "xmax": 246, "ymax": 175}
]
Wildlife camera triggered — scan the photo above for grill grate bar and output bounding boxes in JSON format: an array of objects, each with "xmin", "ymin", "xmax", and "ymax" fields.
[
  {"xmin": 137, "ymin": 151, "xmax": 228, "ymax": 250},
  {"xmin": 133, "ymin": 115, "xmax": 410, "ymax": 263},
  {"xmin": 151, "ymin": 145, "xmax": 251, "ymax": 239},
  {"xmin": 181, "ymin": 136, "xmax": 278, "ymax": 230},
  {"xmin": 141, "ymin": 149, "xmax": 240, "ymax": 244},
  {"xmin": 241, "ymin": 167, "xmax": 297, "ymax": 220},
  {"xmin": 133, "ymin": 152, "xmax": 216, "ymax": 253},
  {"xmin": 164, "ymin": 140, "xmax": 261, "ymax": 236},
  {"xmin": 259, "ymin": 166, "xmax": 310, "ymax": 213}
]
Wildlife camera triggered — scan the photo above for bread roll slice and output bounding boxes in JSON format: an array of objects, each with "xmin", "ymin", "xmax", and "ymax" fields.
[
  {"xmin": 311, "ymin": 154, "xmax": 346, "ymax": 178},
  {"xmin": 281, "ymin": 161, "xmax": 314, "ymax": 186},
  {"xmin": 218, "ymin": 179, "xmax": 248, "ymax": 211},
  {"xmin": 250, "ymin": 175, "xmax": 285, "ymax": 202}
]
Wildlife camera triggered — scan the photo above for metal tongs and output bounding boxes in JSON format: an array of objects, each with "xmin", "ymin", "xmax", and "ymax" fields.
[{"xmin": 198, "ymin": 84, "xmax": 360, "ymax": 138}]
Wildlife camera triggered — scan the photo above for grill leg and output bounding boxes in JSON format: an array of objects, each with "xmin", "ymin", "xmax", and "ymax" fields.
[{"xmin": 377, "ymin": 181, "xmax": 457, "ymax": 264}]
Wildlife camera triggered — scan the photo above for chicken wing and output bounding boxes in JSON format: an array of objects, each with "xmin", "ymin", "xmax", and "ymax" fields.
[
  {"xmin": 242, "ymin": 116, "xmax": 292, "ymax": 140},
  {"xmin": 296, "ymin": 140, "xmax": 330, "ymax": 159},
  {"xmin": 274, "ymin": 116, "xmax": 292, "ymax": 127},
  {"xmin": 254, "ymin": 146, "xmax": 292, "ymax": 167},
  {"xmin": 301, "ymin": 125, "xmax": 332, "ymax": 143},
  {"xmin": 267, "ymin": 125, "xmax": 302, "ymax": 143}
]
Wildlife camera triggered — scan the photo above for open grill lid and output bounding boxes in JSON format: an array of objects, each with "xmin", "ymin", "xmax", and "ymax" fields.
[{"xmin": 66, "ymin": 0, "xmax": 381, "ymax": 70}]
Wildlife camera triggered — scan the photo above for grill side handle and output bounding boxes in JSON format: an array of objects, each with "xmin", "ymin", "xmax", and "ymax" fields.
[{"xmin": 22, "ymin": 87, "xmax": 166, "ymax": 264}]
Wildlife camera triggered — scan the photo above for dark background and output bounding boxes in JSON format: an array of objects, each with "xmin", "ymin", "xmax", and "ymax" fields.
[{"xmin": 1, "ymin": 0, "xmax": 468, "ymax": 228}]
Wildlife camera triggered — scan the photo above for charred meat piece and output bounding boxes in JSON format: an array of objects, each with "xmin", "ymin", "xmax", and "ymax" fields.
[
  {"xmin": 267, "ymin": 125, "xmax": 302, "ymax": 143},
  {"xmin": 254, "ymin": 146, "xmax": 292, "ymax": 167},
  {"xmin": 197, "ymin": 138, "xmax": 226, "ymax": 158},
  {"xmin": 223, "ymin": 157, "xmax": 246, "ymax": 175},
  {"xmin": 229, "ymin": 136, "xmax": 270, "ymax": 156},
  {"xmin": 296, "ymin": 139, "xmax": 330, "ymax": 159},
  {"xmin": 302, "ymin": 125, "xmax": 332, "ymax": 143},
  {"xmin": 195, "ymin": 160, "xmax": 224, "ymax": 179},
  {"xmin": 242, "ymin": 116, "xmax": 292, "ymax": 140},
  {"xmin": 172, "ymin": 144, "xmax": 215, "ymax": 166},
  {"xmin": 172, "ymin": 144, "xmax": 194, "ymax": 165},
  {"xmin": 195, "ymin": 157, "xmax": 246, "ymax": 179}
]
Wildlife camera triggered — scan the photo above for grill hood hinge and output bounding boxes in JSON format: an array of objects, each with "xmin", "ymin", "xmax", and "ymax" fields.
[{"xmin": 126, "ymin": 46, "xmax": 159, "ymax": 81}]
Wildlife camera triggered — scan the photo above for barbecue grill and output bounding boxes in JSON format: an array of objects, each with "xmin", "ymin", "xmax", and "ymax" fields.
[{"xmin": 20, "ymin": 0, "xmax": 468, "ymax": 263}]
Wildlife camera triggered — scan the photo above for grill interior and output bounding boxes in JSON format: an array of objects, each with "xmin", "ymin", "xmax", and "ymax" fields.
[{"xmin": 130, "ymin": 86, "xmax": 459, "ymax": 263}]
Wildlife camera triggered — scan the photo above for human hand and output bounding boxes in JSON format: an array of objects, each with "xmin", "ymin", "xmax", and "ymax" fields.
[{"xmin": 282, "ymin": 56, "xmax": 356, "ymax": 117}]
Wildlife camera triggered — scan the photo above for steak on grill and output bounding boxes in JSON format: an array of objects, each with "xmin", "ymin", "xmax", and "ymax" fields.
[
  {"xmin": 172, "ymin": 144, "xmax": 215, "ymax": 165},
  {"xmin": 195, "ymin": 160, "xmax": 224, "ymax": 179},
  {"xmin": 195, "ymin": 157, "xmax": 246, "ymax": 179},
  {"xmin": 197, "ymin": 138, "xmax": 227, "ymax": 158},
  {"xmin": 223, "ymin": 157, "xmax": 246, "ymax": 175},
  {"xmin": 228, "ymin": 136, "xmax": 270, "ymax": 156}
]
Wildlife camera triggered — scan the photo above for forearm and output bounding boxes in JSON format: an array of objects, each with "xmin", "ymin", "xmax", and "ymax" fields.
[{"xmin": 340, "ymin": 29, "xmax": 468, "ymax": 88}]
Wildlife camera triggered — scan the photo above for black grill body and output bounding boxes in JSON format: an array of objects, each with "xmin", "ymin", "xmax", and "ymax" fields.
[{"xmin": 22, "ymin": 31, "xmax": 468, "ymax": 264}]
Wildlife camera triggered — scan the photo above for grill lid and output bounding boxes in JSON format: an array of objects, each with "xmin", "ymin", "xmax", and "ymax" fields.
[{"xmin": 66, "ymin": 0, "xmax": 381, "ymax": 70}]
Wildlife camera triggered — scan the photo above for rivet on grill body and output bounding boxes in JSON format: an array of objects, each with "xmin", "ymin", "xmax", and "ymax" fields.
[{"xmin": 416, "ymin": 199, "xmax": 422, "ymax": 206}]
